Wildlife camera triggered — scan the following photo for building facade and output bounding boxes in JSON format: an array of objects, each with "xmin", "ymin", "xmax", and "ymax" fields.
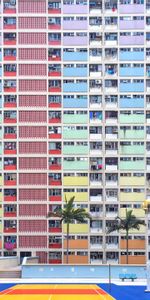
[{"xmin": 0, "ymin": 0, "xmax": 149, "ymax": 264}]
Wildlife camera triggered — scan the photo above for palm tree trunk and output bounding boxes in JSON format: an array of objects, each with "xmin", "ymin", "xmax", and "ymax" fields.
[
  {"xmin": 66, "ymin": 222, "xmax": 69, "ymax": 264},
  {"xmin": 126, "ymin": 230, "xmax": 129, "ymax": 264}
]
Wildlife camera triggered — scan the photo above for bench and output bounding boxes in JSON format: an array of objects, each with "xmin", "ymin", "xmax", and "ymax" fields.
[{"xmin": 119, "ymin": 273, "xmax": 137, "ymax": 282}]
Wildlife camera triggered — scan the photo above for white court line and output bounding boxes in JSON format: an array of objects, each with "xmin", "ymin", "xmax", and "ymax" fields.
[
  {"xmin": 49, "ymin": 283, "xmax": 57, "ymax": 300},
  {"xmin": 0, "ymin": 284, "xmax": 26, "ymax": 297},
  {"xmin": 91, "ymin": 284, "xmax": 116, "ymax": 300}
]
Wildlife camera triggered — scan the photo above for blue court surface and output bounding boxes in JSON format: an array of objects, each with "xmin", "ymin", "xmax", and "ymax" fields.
[
  {"xmin": 99, "ymin": 283, "xmax": 150, "ymax": 300},
  {"xmin": 0, "ymin": 283, "xmax": 149, "ymax": 300}
]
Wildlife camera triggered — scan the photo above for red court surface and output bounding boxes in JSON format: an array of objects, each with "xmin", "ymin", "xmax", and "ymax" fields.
[{"xmin": 0, "ymin": 284, "xmax": 115, "ymax": 300}]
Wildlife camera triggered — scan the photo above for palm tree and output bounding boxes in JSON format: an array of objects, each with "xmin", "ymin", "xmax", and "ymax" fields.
[
  {"xmin": 107, "ymin": 209, "xmax": 145, "ymax": 264},
  {"xmin": 47, "ymin": 196, "xmax": 91, "ymax": 264}
]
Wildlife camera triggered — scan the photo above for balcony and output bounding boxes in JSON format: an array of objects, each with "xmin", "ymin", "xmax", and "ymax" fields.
[
  {"xmin": 4, "ymin": 159, "xmax": 16, "ymax": 170},
  {"xmin": 120, "ymin": 176, "xmax": 145, "ymax": 186},
  {"xmin": 120, "ymin": 35, "xmax": 144, "ymax": 45},
  {"xmin": 120, "ymin": 97, "xmax": 144, "ymax": 108},
  {"xmin": 89, "ymin": 1, "xmax": 102, "ymax": 14},
  {"xmin": 4, "ymin": 142, "xmax": 16, "ymax": 155},
  {"xmin": 119, "ymin": 113, "xmax": 144, "ymax": 124},
  {"xmin": 4, "ymin": 33, "xmax": 16, "ymax": 45},
  {"xmin": 120, "ymin": 239, "xmax": 145, "ymax": 250},
  {"xmin": 4, "ymin": 80, "xmax": 16, "ymax": 93},
  {"xmin": 90, "ymin": 193, "xmax": 102, "ymax": 202},
  {"xmin": 120, "ymin": 191, "xmax": 145, "ymax": 202},
  {"xmin": 63, "ymin": 51, "xmax": 87, "ymax": 62},
  {"xmin": 120, "ymin": 67, "xmax": 144, "ymax": 77},
  {"xmin": 63, "ymin": 36, "xmax": 88, "ymax": 46},
  {"xmin": 120, "ymin": 82, "xmax": 144, "ymax": 93},
  {"xmin": 64, "ymin": 191, "xmax": 88, "ymax": 202},
  {"xmin": 63, "ymin": 176, "xmax": 88, "ymax": 186},
  {"xmin": 49, "ymin": 96, "xmax": 61, "ymax": 108},
  {"xmin": 49, "ymin": 193, "xmax": 61, "ymax": 202},
  {"xmin": 120, "ymin": 144, "xmax": 144, "ymax": 155},
  {"xmin": 3, "ymin": 1, "xmax": 16, "ymax": 14},
  {"xmin": 120, "ymin": 160, "xmax": 144, "ymax": 171},
  {"xmin": 63, "ymin": 20, "xmax": 88, "ymax": 30},
  {"xmin": 90, "ymin": 226, "xmax": 103, "ymax": 234},
  {"xmin": 63, "ymin": 145, "xmax": 88, "ymax": 155},
  {"xmin": 49, "ymin": 112, "xmax": 61, "ymax": 124},
  {"xmin": 49, "ymin": 227, "xmax": 62, "ymax": 233},
  {"xmin": 63, "ymin": 82, "xmax": 87, "ymax": 93},
  {"xmin": 119, "ymin": 4, "xmax": 144, "ymax": 14},
  {"xmin": 4, "ymin": 112, "xmax": 17, "ymax": 124},
  {"xmin": 120, "ymin": 255, "xmax": 146, "ymax": 264},
  {"xmin": 120, "ymin": 129, "xmax": 144, "ymax": 140},
  {"xmin": 49, "ymin": 159, "xmax": 61, "ymax": 171},
  {"xmin": 48, "ymin": 49, "xmax": 61, "ymax": 61},
  {"xmin": 63, "ymin": 254, "xmax": 88, "ymax": 264},
  {"xmin": 3, "ymin": 17, "xmax": 16, "ymax": 30},
  {"xmin": 119, "ymin": 50, "xmax": 144, "ymax": 61},
  {"xmin": 63, "ymin": 128, "xmax": 88, "ymax": 140},
  {"xmin": 63, "ymin": 97, "xmax": 87, "ymax": 108},
  {"xmin": 120, "ymin": 208, "xmax": 145, "ymax": 219},
  {"xmin": 63, "ymin": 4, "xmax": 88, "ymax": 14},
  {"xmin": 4, "ymin": 190, "xmax": 16, "ymax": 202},
  {"xmin": 63, "ymin": 223, "xmax": 88, "ymax": 234},
  {"xmin": 120, "ymin": 20, "xmax": 144, "ymax": 30},
  {"xmin": 63, "ymin": 159, "xmax": 88, "ymax": 171},
  {"xmin": 63, "ymin": 67, "xmax": 87, "ymax": 77},
  {"xmin": 49, "ymin": 78, "xmax": 61, "ymax": 91},
  {"xmin": 48, "ymin": 1, "xmax": 61, "ymax": 14},
  {"xmin": 4, "ymin": 242, "xmax": 17, "ymax": 250},
  {"xmin": 4, "ymin": 49, "xmax": 16, "ymax": 61},
  {"xmin": 63, "ymin": 113, "xmax": 88, "ymax": 124},
  {"xmin": 4, "ymin": 227, "xmax": 17, "ymax": 233},
  {"xmin": 64, "ymin": 239, "xmax": 88, "ymax": 249},
  {"xmin": 49, "ymin": 176, "xmax": 62, "ymax": 186},
  {"xmin": 49, "ymin": 128, "xmax": 61, "ymax": 139},
  {"xmin": 48, "ymin": 34, "xmax": 61, "ymax": 46},
  {"xmin": 48, "ymin": 18, "xmax": 61, "ymax": 30}
]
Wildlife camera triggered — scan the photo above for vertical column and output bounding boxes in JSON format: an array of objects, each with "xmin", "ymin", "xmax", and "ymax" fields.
[{"xmin": 17, "ymin": 0, "xmax": 48, "ymax": 263}]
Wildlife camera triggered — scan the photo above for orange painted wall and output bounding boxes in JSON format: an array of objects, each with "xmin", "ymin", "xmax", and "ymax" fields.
[
  {"xmin": 120, "ymin": 240, "xmax": 145, "ymax": 249},
  {"xmin": 63, "ymin": 239, "xmax": 88, "ymax": 249},
  {"xmin": 120, "ymin": 255, "xmax": 146, "ymax": 264},
  {"xmin": 63, "ymin": 255, "xmax": 88, "ymax": 264}
]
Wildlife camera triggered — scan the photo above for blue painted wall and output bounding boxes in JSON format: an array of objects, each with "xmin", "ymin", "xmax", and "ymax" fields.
[
  {"xmin": 119, "ymin": 51, "xmax": 144, "ymax": 61},
  {"xmin": 120, "ymin": 98, "xmax": 144, "ymax": 108},
  {"xmin": 22, "ymin": 265, "xmax": 146, "ymax": 279},
  {"xmin": 63, "ymin": 98, "xmax": 88, "ymax": 108},
  {"xmin": 63, "ymin": 52, "xmax": 88, "ymax": 61}
]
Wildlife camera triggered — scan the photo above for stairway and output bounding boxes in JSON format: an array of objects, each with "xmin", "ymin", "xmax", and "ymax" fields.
[{"xmin": 0, "ymin": 270, "xmax": 21, "ymax": 278}]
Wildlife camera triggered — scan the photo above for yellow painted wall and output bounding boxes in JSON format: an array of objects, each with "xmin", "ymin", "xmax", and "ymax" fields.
[
  {"xmin": 120, "ymin": 177, "xmax": 145, "ymax": 186},
  {"xmin": 63, "ymin": 176, "xmax": 88, "ymax": 186},
  {"xmin": 63, "ymin": 192, "xmax": 88, "ymax": 202},
  {"xmin": 0, "ymin": 222, "xmax": 2, "ymax": 233},
  {"xmin": 0, "ymin": 176, "xmax": 2, "ymax": 186},
  {"xmin": 0, "ymin": 207, "xmax": 2, "ymax": 218},
  {"xmin": 120, "ymin": 208, "xmax": 145, "ymax": 218},
  {"xmin": 63, "ymin": 223, "xmax": 88, "ymax": 234},
  {"xmin": 121, "ymin": 225, "xmax": 145, "ymax": 234},
  {"xmin": 120, "ymin": 192, "xmax": 145, "ymax": 202},
  {"xmin": 0, "ymin": 192, "xmax": 2, "ymax": 202}
]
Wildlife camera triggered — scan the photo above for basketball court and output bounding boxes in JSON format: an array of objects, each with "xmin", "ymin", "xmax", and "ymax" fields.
[{"xmin": 0, "ymin": 284, "xmax": 115, "ymax": 300}]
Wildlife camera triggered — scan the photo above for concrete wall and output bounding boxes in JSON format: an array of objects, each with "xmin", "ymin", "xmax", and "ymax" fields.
[
  {"xmin": 22, "ymin": 257, "xmax": 39, "ymax": 265},
  {"xmin": 0, "ymin": 256, "xmax": 19, "ymax": 269},
  {"xmin": 22, "ymin": 264, "xmax": 146, "ymax": 279}
]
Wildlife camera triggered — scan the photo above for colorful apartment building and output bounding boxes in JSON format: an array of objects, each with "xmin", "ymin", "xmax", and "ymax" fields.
[{"xmin": 0, "ymin": 0, "xmax": 149, "ymax": 264}]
